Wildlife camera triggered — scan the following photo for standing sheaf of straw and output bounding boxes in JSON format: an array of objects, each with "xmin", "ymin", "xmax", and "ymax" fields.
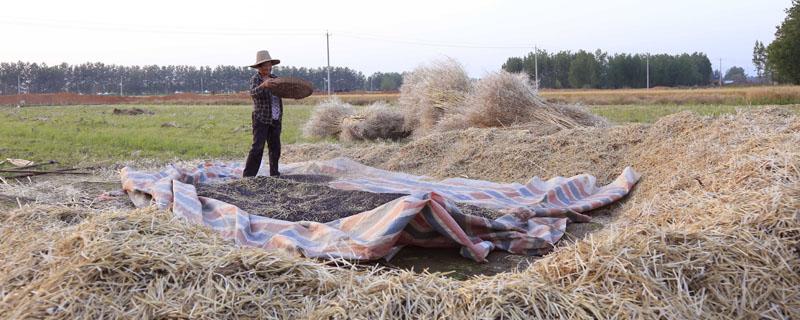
[
  {"xmin": 399, "ymin": 59, "xmax": 608, "ymax": 136},
  {"xmin": 302, "ymin": 97, "xmax": 355, "ymax": 139},
  {"xmin": 340, "ymin": 101, "xmax": 410, "ymax": 142},
  {"xmin": 399, "ymin": 58, "xmax": 473, "ymax": 135}
]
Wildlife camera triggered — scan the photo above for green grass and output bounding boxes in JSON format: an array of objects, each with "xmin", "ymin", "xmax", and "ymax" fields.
[
  {"xmin": 589, "ymin": 104, "xmax": 800, "ymax": 124},
  {"xmin": 0, "ymin": 104, "xmax": 314, "ymax": 165},
  {"xmin": 1, "ymin": 104, "xmax": 796, "ymax": 165}
]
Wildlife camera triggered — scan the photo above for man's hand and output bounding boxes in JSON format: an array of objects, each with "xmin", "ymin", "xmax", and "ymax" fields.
[{"xmin": 260, "ymin": 79, "xmax": 277, "ymax": 89}]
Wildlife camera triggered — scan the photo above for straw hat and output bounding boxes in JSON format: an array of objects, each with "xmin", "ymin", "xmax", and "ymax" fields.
[{"xmin": 249, "ymin": 50, "xmax": 281, "ymax": 68}]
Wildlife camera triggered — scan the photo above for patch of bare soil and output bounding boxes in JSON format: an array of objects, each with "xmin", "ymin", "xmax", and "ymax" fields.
[
  {"xmin": 112, "ymin": 107, "xmax": 154, "ymax": 115},
  {"xmin": 382, "ymin": 212, "xmax": 610, "ymax": 279}
]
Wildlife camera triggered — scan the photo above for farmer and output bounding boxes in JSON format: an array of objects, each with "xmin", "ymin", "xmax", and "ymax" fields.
[{"xmin": 243, "ymin": 50, "xmax": 283, "ymax": 177}]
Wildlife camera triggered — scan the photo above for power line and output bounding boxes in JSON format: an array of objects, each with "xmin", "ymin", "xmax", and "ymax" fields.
[
  {"xmin": 0, "ymin": 17, "xmax": 321, "ymax": 37},
  {"xmin": 336, "ymin": 32, "xmax": 532, "ymax": 49},
  {"xmin": 3, "ymin": 16, "xmax": 537, "ymax": 50}
]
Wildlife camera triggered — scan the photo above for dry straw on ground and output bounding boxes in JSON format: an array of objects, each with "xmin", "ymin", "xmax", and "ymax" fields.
[
  {"xmin": 399, "ymin": 58, "xmax": 473, "ymax": 135},
  {"xmin": 2, "ymin": 108, "xmax": 799, "ymax": 318},
  {"xmin": 302, "ymin": 97, "xmax": 355, "ymax": 139},
  {"xmin": 340, "ymin": 101, "xmax": 410, "ymax": 142}
]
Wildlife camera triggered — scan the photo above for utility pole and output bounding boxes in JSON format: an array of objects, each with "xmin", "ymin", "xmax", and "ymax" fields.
[
  {"xmin": 719, "ymin": 58, "xmax": 723, "ymax": 87},
  {"xmin": 119, "ymin": 74, "xmax": 123, "ymax": 96},
  {"xmin": 646, "ymin": 53, "xmax": 650, "ymax": 89},
  {"xmin": 326, "ymin": 30, "xmax": 332, "ymax": 95},
  {"xmin": 200, "ymin": 75, "xmax": 204, "ymax": 93},
  {"xmin": 17, "ymin": 74, "xmax": 21, "ymax": 95},
  {"xmin": 534, "ymin": 45, "xmax": 538, "ymax": 84}
]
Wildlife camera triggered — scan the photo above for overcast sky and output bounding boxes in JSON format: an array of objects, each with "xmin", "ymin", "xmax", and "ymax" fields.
[{"xmin": 0, "ymin": 0, "xmax": 791, "ymax": 77}]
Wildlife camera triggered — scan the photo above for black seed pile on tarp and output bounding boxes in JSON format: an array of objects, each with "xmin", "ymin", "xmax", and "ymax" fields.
[{"xmin": 195, "ymin": 174, "xmax": 500, "ymax": 223}]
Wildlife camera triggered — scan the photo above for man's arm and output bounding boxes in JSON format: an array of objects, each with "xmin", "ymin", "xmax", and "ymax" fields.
[
  {"xmin": 249, "ymin": 75, "xmax": 266, "ymax": 97},
  {"xmin": 250, "ymin": 76, "xmax": 278, "ymax": 97}
]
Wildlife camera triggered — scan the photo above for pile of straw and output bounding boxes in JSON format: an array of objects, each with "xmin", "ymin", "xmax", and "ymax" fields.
[
  {"xmin": 340, "ymin": 102, "xmax": 410, "ymax": 142},
  {"xmin": 396, "ymin": 60, "xmax": 607, "ymax": 136},
  {"xmin": 398, "ymin": 58, "xmax": 473, "ymax": 135},
  {"xmin": 302, "ymin": 98, "xmax": 355, "ymax": 139},
  {"xmin": 465, "ymin": 71, "xmax": 608, "ymax": 129},
  {"xmin": 2, "ymin": 108, "xmax": 799, "ymax": 318}
]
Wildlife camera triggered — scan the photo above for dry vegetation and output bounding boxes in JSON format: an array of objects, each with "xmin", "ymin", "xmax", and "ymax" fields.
[
  {"xmin": 305, "ymin": 59, "xmax": 608, "ymax": 141},
  {"xmin": 462, "ymin": 71, "xmax": 607, "ymax": 129},
  {"xmin": 340, "ymin": 101, "xmax": 410, "ymax": 142},
  {"xmin": 398, "ymin": 58, "xmax": 473, "ymax": 134},
  {"xmin": 302, "ymin": 98, "xmax": 355, "ymax": 139},
  {"xmin": 1, "ymin": 106, "xmax": 798, "ymax": 318},
  {"xmin": 400, "ymin": 61, "xmax": 606, "ymax": 136}
]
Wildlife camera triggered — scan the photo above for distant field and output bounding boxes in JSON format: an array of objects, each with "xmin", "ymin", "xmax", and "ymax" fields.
[
  {"xmin": 3, "ymin": 86, "xmax": 800, "ymax": 107},
  {"xmin": 540, "ymin": 85, "xmax": 800, "ymax": 106},
  {"xmin": 0, "ymin": 92, "xmax": 397, "ymax": 107},
  {"xmin": 591, "ymin": 104, "xmax": 800, "ymax": 123},
  {"xmin": 1, "ymin": 103, "xmax": 797, "ymax": 165},
  {"xmin": 0, "ymin": 105, "xmax": 314, "ymax": 165}
]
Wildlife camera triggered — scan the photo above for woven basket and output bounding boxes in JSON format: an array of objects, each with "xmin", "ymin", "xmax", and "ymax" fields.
[{"xmin": 271, "ymin": 77, "xmax": 314, "ymax": 99}]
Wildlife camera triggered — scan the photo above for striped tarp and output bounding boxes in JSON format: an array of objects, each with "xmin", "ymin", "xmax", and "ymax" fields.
[{"xmin": 120, "ymin": 158, "xmax": 640, "ymax": 262}]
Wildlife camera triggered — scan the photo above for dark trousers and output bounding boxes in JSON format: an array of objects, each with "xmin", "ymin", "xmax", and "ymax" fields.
[{"xmin": 243, "ymin": 115, "xmax": 281, "ymax": 177}]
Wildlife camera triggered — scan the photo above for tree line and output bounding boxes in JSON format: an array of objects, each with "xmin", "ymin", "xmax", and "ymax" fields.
[
  {"xmin": 502, "ymin": 50, "xmax": 714, "ymax": 89},
  {"xmin": 0, "ymin": 62, "xmax": 405, "ymax": 95},
  {"xmin": 756, "ymin": 0, "xmax": 800, "ymax": 84}
]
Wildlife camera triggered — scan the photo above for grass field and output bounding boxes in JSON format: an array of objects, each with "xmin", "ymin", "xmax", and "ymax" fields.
[
  {"xmin": 591, "ymin": 104, "xmax": 800, "ymax": 123},
  {"xmin": 540, "ymin": 85, "xmax": 800, "ymax": 105},
  {"xmin": 0, "ymin": 105, "xmax": 314, "ymax": 165},
  {"xmin": 1, "ymin": 103, "xmax": 798, "ymax": 165}
]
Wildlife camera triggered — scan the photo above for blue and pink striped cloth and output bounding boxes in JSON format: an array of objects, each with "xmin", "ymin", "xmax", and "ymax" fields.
[{"xmin": 120, "ymin": 158, "xmax": 640, "ymax": 262}]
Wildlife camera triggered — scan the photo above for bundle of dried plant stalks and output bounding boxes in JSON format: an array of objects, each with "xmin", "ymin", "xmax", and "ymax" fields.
[
  {"xmin": 397, "ymin": 60, "xmax": 608, "ymax": 136},
  {"xmin": 302, "ymin": 97, "xmax": 355, "ymax": 139},
  {"xmin": 399, "ymin": 58, "xmax": 473, "ymax": 135},
  {"xmin": 463, "ymin": 71, "xmax": 608, "ymax": 129},
  {"xmin": 340, "ymin": 101, "xmax": 410, "ymax": 142},
  {"xmin": 1, "ymin": 108, "xmax": 799, "ymax": 318}
]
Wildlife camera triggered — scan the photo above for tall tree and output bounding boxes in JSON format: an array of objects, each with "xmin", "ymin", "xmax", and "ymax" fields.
[
  {"xmin": 767, "ymin": 0, "xmax": 800, "ymax": 83},
  {"xmin": 753, "ymin": 40, "xmax": 767, "ymax": 80}
]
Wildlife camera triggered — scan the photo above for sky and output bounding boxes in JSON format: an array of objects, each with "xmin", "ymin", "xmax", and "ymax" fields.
[{"xmin": 0, "ymin": 0, "xmax": 792, "ymax": 77}]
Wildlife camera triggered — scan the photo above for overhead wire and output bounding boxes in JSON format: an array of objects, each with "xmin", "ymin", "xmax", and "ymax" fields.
[{"xmin": 0, "ymin": 16, "xmax": 533, "ymax": 49}]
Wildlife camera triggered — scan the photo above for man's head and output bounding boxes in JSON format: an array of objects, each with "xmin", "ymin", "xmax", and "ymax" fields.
[
  {"xmin": 255, "ymin": 61, "xmax": 273, "ymax": 76},
  {"xmin": 249, "ymin": 50, "xmax": 280, "ymax": 74}
]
